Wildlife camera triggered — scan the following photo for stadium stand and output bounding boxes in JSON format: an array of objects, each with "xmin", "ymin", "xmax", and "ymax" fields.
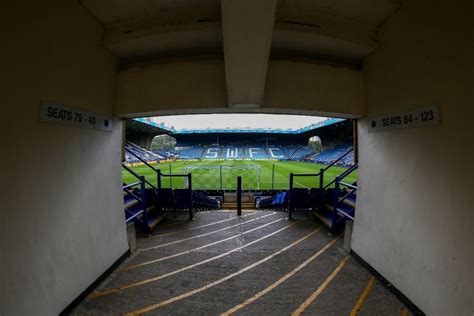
[
  {"xmin": 173, "ymin": 143, "xmax": 356, "ymax": 165},
  {"xmin": 125, "ymin": 142, "xmax": 164, "ymax": 164},
  {"xmin": 178, "ymin": 147, "xmax": 204, "ymax": 159},
  {"xmin": 266, "ymin": 147, "xmax": 289, "ymax": 159},
  {"xmin": 244, "ymin": 146, "xmax": 269, "ymax": 159},
  {"xmin": 256, "ymin": 144, "xmax": 358, "ymax": 233},
  {"xmin": 123, "ymin": 147, "xmax": 221, "ymax": 233},
  {"xmin": 176, "ymin": 144, "xmax": 314, "ymax": 161},
  {"xmin": 256, "ymin": 191, "xmax": 289, "ymax": 211},
  {"xmin": 151, "ymin": 149, "xmax": 175, "ymax": 159},
  {"xmin": 291, "ymin": 147, "xmax": 316, "ymax": 160},
  {"xmin": 221, "ymin": 146, "xmax": 244, "ymax": 159},
  {"xmin": 313, "ymin": 143, "xmax": 354, "ymax": 166}
]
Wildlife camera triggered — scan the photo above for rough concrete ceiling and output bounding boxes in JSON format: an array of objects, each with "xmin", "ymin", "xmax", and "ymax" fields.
[
  {"xmin": 278, "ymin": 0, "xmax": 400, "ymax": 25},
  {"xmin": 81, "ymin": 0, "xmax": 400, "ymax": 105},
  {"xmin": 81, "ymin": 0, "xmax": 399, "ymax": 63},
  {"xmin": 81, "ymin": 0, "xmax": 221, "ymax": 24}
]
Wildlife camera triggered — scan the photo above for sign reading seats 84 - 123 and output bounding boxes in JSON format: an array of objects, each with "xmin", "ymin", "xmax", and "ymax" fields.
[
  {"xmin": 40, "ymin": 101, "xmax": 113, "ymax": 132},
  {"xmin": 368, "ymin": 105, "xmax": 440, "ymax": 133}
]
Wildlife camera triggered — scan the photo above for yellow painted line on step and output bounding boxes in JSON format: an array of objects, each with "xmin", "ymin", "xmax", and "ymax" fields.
[
  {"xmin": 141, "ymin": 212, "xmax": 278, "ymax": 251},
  {"xmin": 350, "ymin": 276, "xmax": 376, "ymax": 316},
  {"xmin": 89, "ymin": 219, "xmax": 307, "ymax": 299},
  {"xmin": 221, "ymin": 237, "xmax": 340, "ymax": 315},
  {"xmin": 401, "ymin": 306, "xmax": 410, "ymax": 316},
  {"xmin": 120, "ymin": 217, "xmax": 285, "ymax": 272},
  {"xmin": 292, "ymin": 255, "xmax": 351, "ymax": 316},
  {"xmin": 123, "ymin": 226, "xmax": 322, "ymax": 316},
  {"xmin": 150, "ymin": 212, "xmax": 259, "ymax": 238}
]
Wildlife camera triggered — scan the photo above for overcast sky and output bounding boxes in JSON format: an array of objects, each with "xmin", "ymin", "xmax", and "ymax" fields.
[{"xmin": 151, "ymin": 114, "xmax": 328, "ymax": 130}]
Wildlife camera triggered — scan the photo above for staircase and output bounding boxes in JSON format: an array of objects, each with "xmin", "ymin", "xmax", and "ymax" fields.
[
  {"xmin": 313, "ymin": 162, "xmax": 358, "ymax": 233},
  {"xmin": 314, "ymin": 184, "xmax": 357, "ymax": 233},
  {"xmin": 122, "ymin": 164, "xmax": 167, "ymax": 234},
  {"xmin": 289, "ymin": 148, "xmax": 357, "ymax": 234},
  {"xmin": 222, "ymin": 192, "xmax": 255, "ymax": 209}
]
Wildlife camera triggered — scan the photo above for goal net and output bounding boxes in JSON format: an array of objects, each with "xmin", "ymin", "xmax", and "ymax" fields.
[{"xmin": 183, "ymin": 165, "xmax": 261, "ymax": 190}]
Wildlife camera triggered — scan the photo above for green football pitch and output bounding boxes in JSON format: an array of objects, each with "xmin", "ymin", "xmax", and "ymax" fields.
[{"xmin": 122, "ymin": 160, "xmax": 357, "ymax": 190}]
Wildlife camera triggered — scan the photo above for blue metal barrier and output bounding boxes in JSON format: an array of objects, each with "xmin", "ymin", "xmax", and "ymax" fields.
[
  {"xmin": 288, "ymin": 147, "xmax": 354, "ymax": 219},
  {"xmin": 122, "ymin": 163, "xmax": 149, "ymax": 231},
  {"xmin": 237, "ymin": 176, "xmax": 242, "ymax": 216},
  {"xmin": 330, "ymin": 164, "xmax": 358, "ymax": 233}
]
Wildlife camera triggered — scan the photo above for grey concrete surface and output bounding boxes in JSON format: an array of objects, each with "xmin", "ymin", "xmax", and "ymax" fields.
[{"xmin": 72, "ymin": 211, "xmax": 409, "ymax": 315}]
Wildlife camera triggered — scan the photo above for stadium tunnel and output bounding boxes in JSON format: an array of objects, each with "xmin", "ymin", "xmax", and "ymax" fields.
[{"xmin": 1, "ymin": 1, "xmax": 472, "ymax": 315}]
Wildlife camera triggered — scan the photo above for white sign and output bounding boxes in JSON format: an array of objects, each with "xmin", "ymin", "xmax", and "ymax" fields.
[
  {"xmin": 205, "ymin": 148, "xmax": 219, "ymax": 158},
  {"xmin": 268, "ymin": 148, "xmax": 284, "ymax": 158},
  {"xmin": 40, "ymin": 101, "xmax": 113, "ymax": 132},
  {"xmin": 368, "ymin": 105, "xmax": 440, "ymax": 133}
]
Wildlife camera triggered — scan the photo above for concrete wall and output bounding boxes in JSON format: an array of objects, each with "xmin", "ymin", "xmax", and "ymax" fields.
[
  {"xmin": 115, "ymin": 58, "xmax": 228, "ymax": 117},
  {"xmin": 0, "ymin": 1, "xmax": 129, "ymax": 315},
  {"xmin": 264, "ymin": 60, "xmax": 365, "ymax": 117},
  {"xmin": 352, "ymin": 1, "xmax": 473, "ymax": 315},
  {"xmin": 115, "ymin": 58, "xmax": 365, "ymax": 118}
]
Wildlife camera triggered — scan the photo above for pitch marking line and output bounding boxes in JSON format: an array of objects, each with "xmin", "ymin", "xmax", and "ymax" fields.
[
  {"xmin": 291, "ymin": 255, "xmax": 351, "ymax": 316},
  {"xmin": 141, "ymin": 212, "xmax": 278, "ymax": 251},
  {"xmin": 123, "ymin": 226, "xmax": 322, "ymax": 315},
  {"xmin": 89, "ymin": 219, "xmax": 307, "ymax": 299},
  {"xmin": 150, "ymin": 212, "xmax": 260, "ymax": 239},
  {"xmin": 120, "ymin": 217, "xmax": 285, "ymax": 272},
  {"xmin": 350, "ymin": 276, "xmax": 376, "ymax": 316},
  {"xmin": 221, "ymin": 237, "xmax": 340, "ymax": 315}
]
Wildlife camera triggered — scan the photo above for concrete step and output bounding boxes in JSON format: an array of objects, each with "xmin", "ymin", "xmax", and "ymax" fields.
[
  {"xmin": 221, "ymin": 202, "xmax": 255, "ymax": 209},
  {"xmin": 340, "ymin": 197, "xmax": 356, "ymax": 208},
  {"xmin": 124, "ymin": 199, "xmax": 140, "ymax": 209},
  {"xmin": 313, "ymin": 211, "xmax": 331, "ymax": 228},
  {"xmin": 148, "ymin": 212, "xmax": 167, "ymax": 230}
]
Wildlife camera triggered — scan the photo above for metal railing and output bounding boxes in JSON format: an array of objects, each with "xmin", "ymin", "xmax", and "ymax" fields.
[
  {"xmin": 124, "ymin": 146, "xmax": 193, "ymax": 221},
  {"xmin": 288, "ymin": 147, "xmax": 354, "ymax": 219},
  {"xmin": 158, "ymin": 172, "xmax": 193, "ymax": 220},
  {"xmin": 122, "ymin": 163, "xmax": 148, "ymax": 225},
  {"xmin": 331, "ymin": 163, "xmax": 358, "ymax": 233}
]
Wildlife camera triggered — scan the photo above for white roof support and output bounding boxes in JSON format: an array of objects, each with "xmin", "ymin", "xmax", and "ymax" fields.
[{"xmin": 221, "ymin": 0, "xmax": 277, "ymax": 107}]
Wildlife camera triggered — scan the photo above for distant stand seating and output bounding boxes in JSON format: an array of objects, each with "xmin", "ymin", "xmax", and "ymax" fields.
[
  {"xmin": 125, "ymin": 142, "xmax": 165, "ymax": 164},
  {"xmin": 313, "ymin": 143, "xmax": 354, "ymax": 167},
  {"xmin": 173, "ymin": 142, "xmax": 355, "ymax": 166},
  {"xmin": 179, "ymin": 147, "xmax": 204, "ymax": 159},
  {"xmin": 177, "ymin": 144, "xmax": 315, "ymax": 161},
  {"xmin": 291, "ymin": 147, "xmax": 315, "ymax": 160},
  {"xmin": 151, "ymin": 149, "xmax": 175, "ymax": 159}
]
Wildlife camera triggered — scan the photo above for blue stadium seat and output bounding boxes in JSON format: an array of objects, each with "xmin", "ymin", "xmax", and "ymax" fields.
[
  {"xmin": 221, "ymin": 147, "xmax": 244, "ymax": 159},
  {"xmin": 313, "ymin": 143, "xmax": 354, "ymax": 167},
  {"xmin": 244, "ymin": 147, "xmax": 268, "ymax": 159},
  {"xmin": 125, "ymin": 142, "xmax": 164, "ymax": 163},
  {"xmin": 179, "ymin": 147, "xmax": 204, "ymax": 159}
]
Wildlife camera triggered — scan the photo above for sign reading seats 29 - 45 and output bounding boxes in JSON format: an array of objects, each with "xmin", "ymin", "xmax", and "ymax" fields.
[
  {"xmin": 368, "ymin": 105, "xmax": 440, "ymax": 133},
  {"xmin": 40, "ymin": 101, "xmax": 113, "ymax": 132}
]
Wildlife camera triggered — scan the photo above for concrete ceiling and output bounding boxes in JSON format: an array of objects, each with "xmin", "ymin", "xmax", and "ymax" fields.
[{"xmin": 81, "ymin": 0, "xmax": 400, "ymax": 106}]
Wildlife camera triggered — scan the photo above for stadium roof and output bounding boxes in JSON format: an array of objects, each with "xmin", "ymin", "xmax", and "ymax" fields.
[{"xmin": 133, "ymin": 116, "xmax": 345, "ymax": 135}]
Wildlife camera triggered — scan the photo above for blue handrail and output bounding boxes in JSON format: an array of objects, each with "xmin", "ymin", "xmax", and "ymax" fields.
[
  {"xmin": 331, "ymin": 163, "xmax": 358, "ymax": 233},
  {"xmin": 124, "ymin": 147, "xmax": 195, "ymax": 221},
  {"xmin": 323, "ymin": 162, "xmax": 357, "ymax": 189},
  {"xmin": 125, "ymin": 143, "xmax": 160, "ymax": 171},
  {"xmin": 123, "ymin": 181, "xmax": 141, "ymax": 190},
  {"xmin": 288, "ymin": 147, "xmax": 355, "ymax": 218},
  {"xmin": 122, "ymin": 163, "xmax": 158, "ymax": 190},
  {"xmin": 122, "ymin": 162, "xmax": 149, "ymax": 227},
  {"xmin": 320, "ymin": 147, "xmax": 354, "ymax": 172}
]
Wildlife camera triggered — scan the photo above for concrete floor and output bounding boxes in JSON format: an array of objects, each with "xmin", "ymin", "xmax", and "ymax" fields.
[{"xmin": 73, "ymin": 211, "xmax": 410, "ymax": 315}]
